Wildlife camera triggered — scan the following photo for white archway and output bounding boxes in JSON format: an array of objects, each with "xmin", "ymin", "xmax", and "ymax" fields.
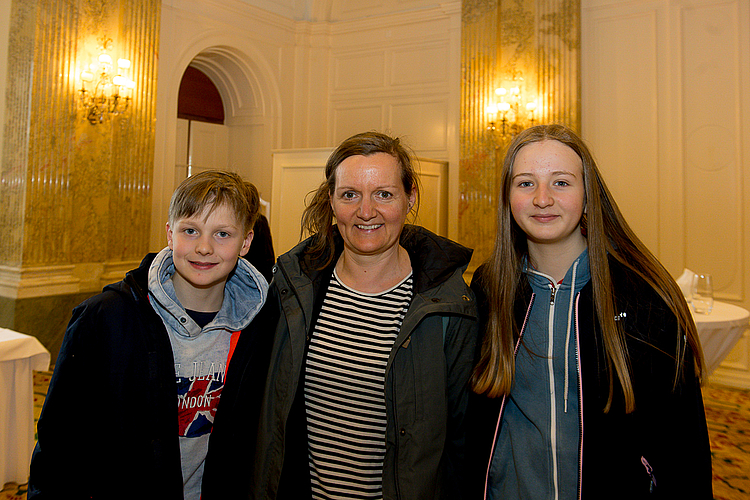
[{"xmin": 151, "ymin": 30, "xmax": 284, "ymax": 250}]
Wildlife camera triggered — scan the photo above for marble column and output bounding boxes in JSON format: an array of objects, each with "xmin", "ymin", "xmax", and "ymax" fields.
[
  {"xmin": 460, "ymin": 0, "xmax": 580, "ymax": 273},
  {"xmin": 0, "ymin": 0, "xmax": 159, "ymax": 362}
]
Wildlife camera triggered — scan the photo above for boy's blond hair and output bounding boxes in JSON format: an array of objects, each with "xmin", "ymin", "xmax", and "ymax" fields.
[{"xmin": 169, "ymin": 170, "xmax": 260, "ymax": 233}]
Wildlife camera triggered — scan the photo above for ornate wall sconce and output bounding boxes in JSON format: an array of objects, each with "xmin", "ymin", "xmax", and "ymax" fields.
[
  {"xmin": 486, "ymin": 86, "xmax": 537, "ymax": 140},
  {"xmin": 79, "ymin": 52, "xmax": 135, "ymax": 125}
]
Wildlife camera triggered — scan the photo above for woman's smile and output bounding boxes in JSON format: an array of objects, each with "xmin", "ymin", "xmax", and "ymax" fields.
[{"xmin": 331, "ymin": 152, "xmax": 415, "ymax": 259}]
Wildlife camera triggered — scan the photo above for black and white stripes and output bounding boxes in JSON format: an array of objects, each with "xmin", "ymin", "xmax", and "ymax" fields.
[{"xmin": 304, "ymin": 270, "xmax": 414, "ymax": 499}]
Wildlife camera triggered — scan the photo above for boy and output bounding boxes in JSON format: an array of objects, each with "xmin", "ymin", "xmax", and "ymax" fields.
[{"xmin": 28, "ymin": 171, "xmax": 268, "ymax": 500}]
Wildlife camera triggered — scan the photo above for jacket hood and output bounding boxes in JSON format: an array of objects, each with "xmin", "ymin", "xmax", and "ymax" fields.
[
  {"xmin": 282, "ymin": 225, "xmax": 472, "ymax": 293},
  {"xmin": 154, "ymin": 247, "xmax": 268, "ymax": 335},
  {"xmin": 106, "ymin": 253, "xmax": 156, "ymax": 302}
]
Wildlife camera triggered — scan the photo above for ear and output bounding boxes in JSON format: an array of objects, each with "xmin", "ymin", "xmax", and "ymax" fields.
[
  {"xmin": 239, "ymin": 230, "xmax": 254, "ymax": 257},
  {"xmin": 408, "ymin": 188, "xmax": 417, "ymax": 211},
  {"xmin": 165, "ymin": 222, "xmax": 174, "ymax": 250}
]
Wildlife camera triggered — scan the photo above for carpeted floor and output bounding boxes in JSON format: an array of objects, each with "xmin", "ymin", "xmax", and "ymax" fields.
[
  {"xmin": 704, "ymin": 384, "xmax": 750, "ymax": 500},
  {"xmin": 2, "ymin": 373, "xmax": 749, "ymax": 499}
]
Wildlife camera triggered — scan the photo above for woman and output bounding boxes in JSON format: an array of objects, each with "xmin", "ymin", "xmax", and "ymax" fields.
[
  {"xmin": 468, "ymin": 124, "xmax": 712, "ymax": 498},
  {"xmin": 203, "ymin": 131, "xmax": 478, "ymax": 499}
]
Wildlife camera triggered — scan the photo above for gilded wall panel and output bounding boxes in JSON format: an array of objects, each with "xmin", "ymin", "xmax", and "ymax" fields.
[
  {"xmin": 1, "ymin": 0, "xmax": 159, "ymax": 269},
  {"xmin": 460, "ymin": 0, "xmax": 500, "ymax": 269},
  {"xmin": 0, "ymin": 0, "xmax": 37, "ymax": 266},
  {"xmin": 460, "ymin": 0, "xmax": 579, "ymax": 271}
]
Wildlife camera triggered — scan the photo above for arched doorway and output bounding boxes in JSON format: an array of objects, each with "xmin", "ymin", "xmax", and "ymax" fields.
[
  {"xmin": 176, "ymin": 66, "xmax": 227, "ymax": 180},
  {"xmin": 151, "ymin": 44, "xmax": 281, "ymax": 250}
]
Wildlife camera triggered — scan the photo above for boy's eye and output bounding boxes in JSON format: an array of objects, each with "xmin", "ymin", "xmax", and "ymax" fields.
[
  {"xmin": 184, "ymin": 228, "xmax": 198, "ymax": 235},
  {"xmin": 216, "ymin": 231, "xmax": 230, "ymax": 238}
]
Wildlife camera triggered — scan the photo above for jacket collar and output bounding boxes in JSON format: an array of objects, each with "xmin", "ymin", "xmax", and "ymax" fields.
[
  {"xmin": 116, "ymin": 252, "xmax": 157, "ymax": 302},
  {"xmin": 285, "ymin": 225, "xmax": 472, "ymax": 294},
  {"xmin": 132, "ymin": 247, "xmax": 268, "ymax": 337}
]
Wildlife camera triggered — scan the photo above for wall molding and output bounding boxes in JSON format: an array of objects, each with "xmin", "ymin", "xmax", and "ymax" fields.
[{"xmin": 0, "ymin": 261, "xmax": 139, "ymax": 300}]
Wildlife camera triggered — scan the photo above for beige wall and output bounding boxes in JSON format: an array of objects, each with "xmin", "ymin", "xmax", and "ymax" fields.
[
  {"xmin": 153, "ymin": 0, "xmax": 461, "ymax": 251},
  {"xmin": 5, "ymin": 0, "xmax": 745, "ymax": 382},
  {"xmin": 582, "ymin": 0, "xmax": 750, "ymax": 387},
  {"xmin": 0, "ymin": 0, "xmax": 461, "ymax": 361}
]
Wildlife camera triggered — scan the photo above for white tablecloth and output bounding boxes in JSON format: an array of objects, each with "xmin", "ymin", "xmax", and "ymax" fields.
[
  {"xmin": 691, "ymin": 301, "xmax": 750, "ymax": 375},
  {"xmin": 0, "ymin": 328, "xmax": 50, "ymax": 486}
]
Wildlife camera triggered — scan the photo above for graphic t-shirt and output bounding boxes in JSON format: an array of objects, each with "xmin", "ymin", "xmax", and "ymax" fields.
[
  {"xmin": 147, "ymin": 247, "xmax": 266, "ymax": 500},
  {"xmin": 169, "ymin": 309, "xmax": 236, "ymax": 500}
]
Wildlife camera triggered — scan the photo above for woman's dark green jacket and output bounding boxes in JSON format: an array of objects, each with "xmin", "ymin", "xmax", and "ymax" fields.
[{"xmin": 203, "ymin": 225, "xmax": 479, "ymax": 499}]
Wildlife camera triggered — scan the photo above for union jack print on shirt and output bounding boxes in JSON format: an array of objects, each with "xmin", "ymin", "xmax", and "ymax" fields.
[{"xmin": 176, "ymin": 375, "xmax": 224, "ymax": 438}]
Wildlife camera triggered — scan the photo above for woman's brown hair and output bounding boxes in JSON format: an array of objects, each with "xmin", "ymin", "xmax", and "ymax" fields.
[
  {"xmin": 300, "ymin": 131, "xmax": 420, "ymax": 268},
  {"xmin": 471, "ymin": 124, "xmax": 704, "ymax": 412}
]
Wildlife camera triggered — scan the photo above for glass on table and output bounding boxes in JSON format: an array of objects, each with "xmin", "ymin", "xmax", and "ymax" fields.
[{"xmin": 691, "ymin": 273, "xmax": 714, "ymax": 314}]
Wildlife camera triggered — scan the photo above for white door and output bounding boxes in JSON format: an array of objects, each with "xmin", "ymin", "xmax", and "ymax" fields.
[{"xmin": 175, "ymin": 118, "xmax": 229, "ymax": 182}]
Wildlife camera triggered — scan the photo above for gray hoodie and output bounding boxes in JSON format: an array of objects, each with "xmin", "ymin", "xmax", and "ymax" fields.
[{"xmin": 148, "ymin": 247, "xmax": 268, "ymax": 500}]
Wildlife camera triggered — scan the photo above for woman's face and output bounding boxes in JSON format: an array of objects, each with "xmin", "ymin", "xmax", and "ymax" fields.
[
  {"xmin": 331, "ymin": 152, "xmax": 415, "ymax": 259},
  {"xmin": 509, "ymin": 139, "xmax": 587, "ymax": 253}
]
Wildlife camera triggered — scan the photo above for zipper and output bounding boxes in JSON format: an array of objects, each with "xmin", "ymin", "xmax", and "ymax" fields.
[
  {"xmin": 641, "ymin": 456, "xmax": 657, "ymax": 493},
  {"xmin": 392, "ymin": 369, "xmax": 401, "ymax": 499},
  {"xmin": 483, "ymin": 294, "xmax": 534, "ymax": 500},
  {"xmin": 547, "ymin": 281, "xmax": 560, "ymax": 499},
  {"xmin": 575, "ymin": 294, "xmax": 583, "ymax": 500}
]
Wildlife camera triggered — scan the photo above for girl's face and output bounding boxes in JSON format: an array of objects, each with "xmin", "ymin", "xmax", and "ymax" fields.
[{"xmin": 509, "ymin": 139, "xmax": 587, "ymax": 253}]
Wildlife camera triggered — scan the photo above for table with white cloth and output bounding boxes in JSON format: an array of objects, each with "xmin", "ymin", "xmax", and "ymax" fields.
[
  {"xmin": 691, "ymin": 301, "xmax": 750, "ymax": 375},
  {"xmin": 0, "ymin": 328, "xmax": 50, "ymax": 486}
]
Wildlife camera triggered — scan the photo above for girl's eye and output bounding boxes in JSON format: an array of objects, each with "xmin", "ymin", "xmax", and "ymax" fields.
[
  {"xmin": 518, "ymin": 181, "xmax": 533, "ymax": 188},
  {"xmin": 554, "ymin": 180, "xmax": 570, "ymax": 187}
]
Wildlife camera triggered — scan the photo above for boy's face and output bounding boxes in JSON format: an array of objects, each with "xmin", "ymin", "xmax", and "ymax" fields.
[{"xmin": 166, "ymin": 202, "xmax": 253, "ymax": 299}]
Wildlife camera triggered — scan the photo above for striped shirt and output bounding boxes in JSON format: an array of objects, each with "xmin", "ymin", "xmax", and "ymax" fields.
[{"xmin": 304, "ymin": 269, "xmax": 414, "ymax": 499}]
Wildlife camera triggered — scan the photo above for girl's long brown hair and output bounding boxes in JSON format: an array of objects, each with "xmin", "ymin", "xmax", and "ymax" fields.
[{"xmin": 471, "ymin": 124, "xmax": 704, "ymax": 413}]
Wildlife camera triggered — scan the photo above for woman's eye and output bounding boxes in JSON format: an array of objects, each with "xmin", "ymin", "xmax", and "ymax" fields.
[
  {"xmin": 342, "ymin": 191, "xmax": 356, "ymax": 200},
  {"xmin": 377, "ymin": 191, "xmax": 393, "ymax": 200}
]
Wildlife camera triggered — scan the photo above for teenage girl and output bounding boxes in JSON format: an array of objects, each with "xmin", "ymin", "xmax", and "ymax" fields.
[{"xmin": 468, "ymin": 124, "xmax": 712, "ymax": 499}]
